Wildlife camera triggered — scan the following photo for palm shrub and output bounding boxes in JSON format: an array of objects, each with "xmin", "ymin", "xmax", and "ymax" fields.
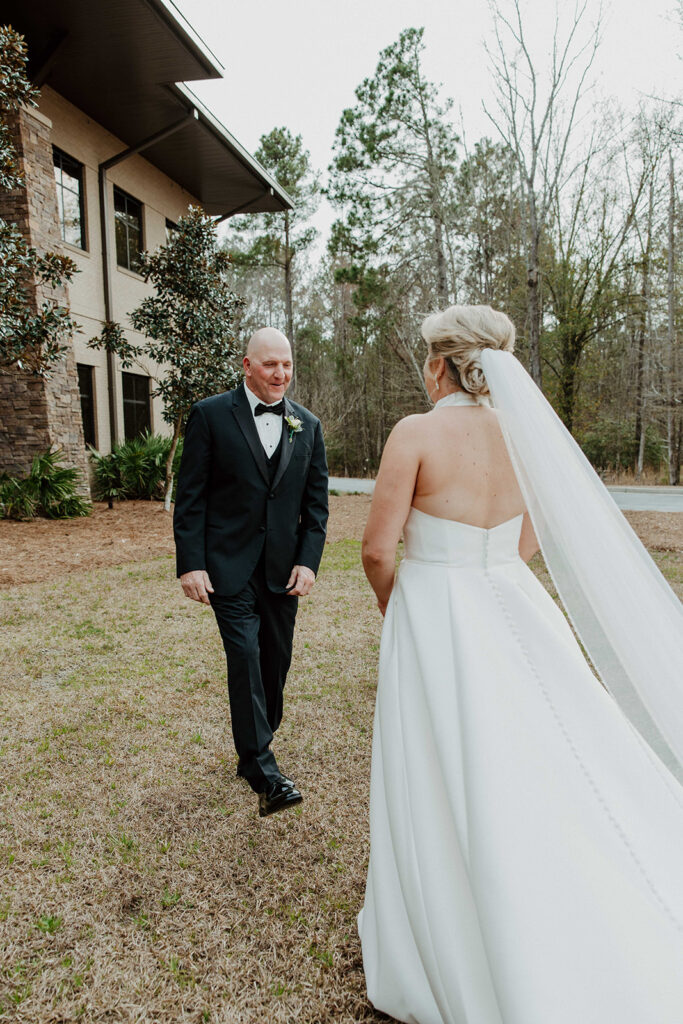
[
  {"xmin": 90, "ymin": 432, "xmax": 184, "ymax": 504},
  {"xmin": 0, "ymin": 448, "xmax": 90, "ymax": 520},
  {"xmin": 0, "ymin": 474, "xmax": 38, "ymax": 519},
  {"xmin": 88, "ymin": 446, "xmax": 128, "ymax": 509},
  {"xmin": 29, "ymin": 449, "xmax": 91, "ymax": 517}
]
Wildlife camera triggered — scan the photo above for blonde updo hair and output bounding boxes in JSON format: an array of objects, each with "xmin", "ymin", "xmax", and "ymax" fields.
[{"xmin": 421, "ymin": 304, "xmax": 515, "ymax": 396}]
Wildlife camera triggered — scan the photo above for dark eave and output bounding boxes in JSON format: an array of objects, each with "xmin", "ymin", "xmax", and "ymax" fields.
[
  {"xmin": 160, "ymin": 84, "xmax": 292, "ymax": 216},
  {"xmin": 3, "ymin": 0, "xmax": 292, "ymax": 214}
]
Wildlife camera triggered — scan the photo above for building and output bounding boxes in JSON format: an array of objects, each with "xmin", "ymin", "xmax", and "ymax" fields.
[{"xmin": 0, "ymin": 0, "xmax": 292, "ymax": 488}]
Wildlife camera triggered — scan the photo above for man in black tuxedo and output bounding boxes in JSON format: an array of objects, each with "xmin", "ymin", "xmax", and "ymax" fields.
[{"xmin": 173, "ymin": 327, "xmax": 328, "ymax": 816}]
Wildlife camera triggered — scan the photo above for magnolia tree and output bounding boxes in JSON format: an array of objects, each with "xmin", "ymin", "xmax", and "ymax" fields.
[
  {"xmin": 0, "ymin": 27, "xmax": 78, "ymax": 374},
  {"xmin": 90, "ymin": 207, "xmax": 244, "ymax": 508}
]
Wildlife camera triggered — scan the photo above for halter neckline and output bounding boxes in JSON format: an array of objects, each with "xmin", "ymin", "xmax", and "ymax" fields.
[{"xmin": 433, "ymin": 391, "xmax": 486, "ymax": 409}]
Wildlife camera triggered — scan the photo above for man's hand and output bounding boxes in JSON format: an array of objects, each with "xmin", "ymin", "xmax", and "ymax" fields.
[
  {"xmin": 180, "ymin": 570, "xmax": 214, "ymax": 605},
  {"xmin": 285, "ymin": 565, "xmax": 316, "ymax": 597}
]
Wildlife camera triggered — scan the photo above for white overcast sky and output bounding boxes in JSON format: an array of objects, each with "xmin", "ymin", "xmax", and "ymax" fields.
[{"xmin": 174, "ymin": 0, "xmax": 682, "ymax": 235}]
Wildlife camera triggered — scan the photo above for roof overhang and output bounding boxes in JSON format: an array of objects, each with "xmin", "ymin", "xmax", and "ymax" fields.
[{"xmin": 5, "ymin": 0, "xmax": 293, "ymax": 215}]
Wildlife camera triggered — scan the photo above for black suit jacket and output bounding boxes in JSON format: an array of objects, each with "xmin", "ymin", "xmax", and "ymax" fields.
[{"xmin": 173, "ymin": 384, "xmax": 329, "ymax": 596}]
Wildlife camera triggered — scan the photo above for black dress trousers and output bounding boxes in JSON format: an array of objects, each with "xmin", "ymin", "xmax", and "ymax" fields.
[{"xmin": 209, "ymin": 438, "xmax": 298, "ymax": 793}]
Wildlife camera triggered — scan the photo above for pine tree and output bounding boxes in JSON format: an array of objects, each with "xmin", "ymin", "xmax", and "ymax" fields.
[{"xmin": 227, "ymin": 126, "xmax": 319, "ymax": 385}]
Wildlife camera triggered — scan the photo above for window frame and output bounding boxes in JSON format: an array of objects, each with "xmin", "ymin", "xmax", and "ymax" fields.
[
  {"xmin": 121, "ymin": 371, "xmax": 152, "ymax": 440},
  {"xmin": 113, "ymin": 185, "xmax": 144, "ymax": 273},
  {"xmin": 53, "ymin": 146, "xmax": 86, "ymax": 250},
  {"xmin": 76, "ymin": 363, "xmax": 97, "ymax": 448},
  {"xmin": 165, "ymin": 218, "xmax": 179, "ymax": 243}
]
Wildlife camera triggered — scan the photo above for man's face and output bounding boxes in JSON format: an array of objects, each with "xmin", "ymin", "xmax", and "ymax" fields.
[{"xmin": 243, "ymin": 339, "xmax": 293, "ymax": 403}]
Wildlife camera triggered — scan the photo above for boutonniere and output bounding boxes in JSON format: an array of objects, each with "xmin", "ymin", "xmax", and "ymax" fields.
[{"xmin": 284, "ymin": 414, "xmax": 303, "ymax": 443}]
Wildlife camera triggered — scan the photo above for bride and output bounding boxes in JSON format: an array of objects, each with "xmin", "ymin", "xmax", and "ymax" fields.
[{"xmin": 358, "ymin": 305, "xmax": 683, "ymax": 1024}]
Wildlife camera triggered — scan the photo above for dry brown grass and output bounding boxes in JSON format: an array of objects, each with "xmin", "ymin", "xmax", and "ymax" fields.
[
  {"xmin": 0, "ymin": 499, "xmax": 680, "ymax": 1023},
  {"xmin": 0, "ymin": 536, "xmax": 391, "ymax": 1023},
  {"xmin": 1, "ymin": 495, "xmax": 679, "ymax": 590},
  {"xmin": 0, "ymin": 497, "xmax": 376, "ymax": 589}
]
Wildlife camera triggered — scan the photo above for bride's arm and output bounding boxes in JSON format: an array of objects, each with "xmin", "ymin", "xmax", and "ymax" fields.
[
  {"xmin": 518, "ymin": 511, "xmax": 540, "ymax": 562},
  {"xmin": 362, "ymin": 417, "xmax": 421, "ymax": 615}
]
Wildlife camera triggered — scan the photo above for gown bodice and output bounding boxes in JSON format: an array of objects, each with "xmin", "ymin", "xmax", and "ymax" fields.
[{"xmin": 403, "ymin": 507, "xmax": 524, "ymax": 569}]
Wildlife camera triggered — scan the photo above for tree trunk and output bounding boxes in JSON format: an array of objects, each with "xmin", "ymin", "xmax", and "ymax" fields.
[
  {"xmin": 557, "ymin": 336, "xmax": 582, "ymax": 433},
  {"xmin": 163, "ymin": 414, "xmax": 183, "ymax": 512},
  {"xmin": 433, "ymin": 213, "xmax": 449, "ymax": 306},
  {"xmin": 284, "ymin": 211, "xmax": 295, "ymax": 391},
  {"xmin": 634, "ymin": 185, "xmax": 654, "ymax": 474},
  {"xmin": 634, "ymin": 323, "xmax": 646, "ymax": 476},
  {"xmin": 666, "ymin": 151, "xmax": 678, "ymax": 486},
  {"xmin": 556, "ymin": 315, "xmax": 591, "ymax": 432},
  {"xmin": 671, "ymin": 419, "xmax": 681, "ymax": 486},
  {"xmin": 637, "ymin": 420, "xmax": 646, "ymax": 478},
  {"xmin": 527, "ymin": 204, "xmax": 542, "ymax": 387},
  {"xmin": 416, "ymin": 72, "xmax": 450, "ymax": 306}
]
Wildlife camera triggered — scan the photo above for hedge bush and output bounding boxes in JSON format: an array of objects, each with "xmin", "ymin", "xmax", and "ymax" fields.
[
  {"xmin": 0, "ymin": 448, "xmax": 91, "ymax": 520},
  {"xmin": 579, "ymin": 419, "xmax": 664, "ymax": 473},
  {"xmin": 89, "ymin": 431, "xmax": 184, "ymax": 505}
]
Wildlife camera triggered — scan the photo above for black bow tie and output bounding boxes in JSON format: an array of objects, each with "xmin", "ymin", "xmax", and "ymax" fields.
[{"xmin": 254, "ymin": 400, "xmax": 285, "ymax": 417}]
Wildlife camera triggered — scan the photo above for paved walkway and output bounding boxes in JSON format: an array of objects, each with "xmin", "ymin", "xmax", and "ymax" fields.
[
  {"xmin": 329, "ymin": 478, "xmax": 683, "ymax": 513},
  {"xmin": 607, "ymin": 487, "xmax": 683, "ymax": 512}
]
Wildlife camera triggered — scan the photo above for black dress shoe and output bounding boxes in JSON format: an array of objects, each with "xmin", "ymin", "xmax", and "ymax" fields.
[{"xmin": 258, "ymin": 779, "xmax": 303, "ymax": 817}]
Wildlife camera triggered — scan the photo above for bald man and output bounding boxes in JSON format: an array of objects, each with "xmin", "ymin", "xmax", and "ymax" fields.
[{"xmin": 173, "ymin": 328, "xmax": 328, "ymax": 816}]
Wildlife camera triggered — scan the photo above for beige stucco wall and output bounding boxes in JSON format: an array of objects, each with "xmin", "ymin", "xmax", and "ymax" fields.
[{"xmin": 38, "ymin": 86, "xmax": 200, "ymax": 452}]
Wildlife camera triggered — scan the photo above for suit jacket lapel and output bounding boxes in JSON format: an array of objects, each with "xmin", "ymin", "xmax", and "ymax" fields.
[
  {"xmin": 231, "ymin": 385, "xmax": 270, "ymax": 485},
  {"xmin": 271, "ymin": 397, "xmax": 296, "ymax": 491}
]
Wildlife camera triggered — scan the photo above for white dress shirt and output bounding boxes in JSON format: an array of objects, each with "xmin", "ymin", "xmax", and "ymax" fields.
[{"xmin": 243, "ymin": 382, "xmax": 284, "ymax": 458}]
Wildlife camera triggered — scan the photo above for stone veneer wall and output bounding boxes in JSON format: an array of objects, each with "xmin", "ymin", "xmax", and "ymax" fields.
[{"xmin": 0, "ymin": 104, "xmax": 90, "ymax": 494}]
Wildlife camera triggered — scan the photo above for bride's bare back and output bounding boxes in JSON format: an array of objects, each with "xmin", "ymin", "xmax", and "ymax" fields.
[
  {"xmin": 411, "ymin": 404, "xmax": 525, "ymax": 527},
  {"xmin": 363, "ymin": 399, "xmax": 540, "ymax": 613}
]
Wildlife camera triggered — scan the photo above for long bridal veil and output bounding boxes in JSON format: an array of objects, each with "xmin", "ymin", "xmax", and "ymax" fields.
[{"xmin": 481, "ymin": 349, "xmax": 683, "ymax": 785}]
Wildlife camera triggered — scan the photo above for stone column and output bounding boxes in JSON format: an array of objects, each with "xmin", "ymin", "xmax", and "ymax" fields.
[{"xmin": 0, "ymin": 104, "xmax": 90, "ymax": 495}]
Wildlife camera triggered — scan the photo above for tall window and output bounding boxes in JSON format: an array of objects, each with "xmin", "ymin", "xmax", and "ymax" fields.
[
  {"xmin": 114, "ymin": 186, "xmax": 143, "ymax": 271},
  {"xmin": 165, "ymin": 218, "xmax": 179, "ymax": 243},
  {"xmin": 77, "ymin": 364, "xmax": 96, "ymax": 447},
  {"xmin": 122, "ymin": 372, "xmax": 151, "ymax": 439},
  {"xmin": 53, "ymin": 147, "xmax": 85, "ymax": 249}
]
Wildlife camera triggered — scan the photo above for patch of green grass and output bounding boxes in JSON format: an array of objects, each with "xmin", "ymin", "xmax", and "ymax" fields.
[
  {"xmin": 319, "ymin": 538, "xmax": 362, "ymax": 573},
  {"xmin": 167, "ymin": 955, "xmax": 195, "ymax": 988},
  {"xmin": 652, "ymin": 550, "xmax": 683, "ymax": 588},
  {"xmin": 35, "ymin": 914, "xmax": 62, "ymax": 934},
  {"xmin": 308, "ymin": 942, "xmax": 334, "ymax": 968},
  {"xmin": 160, "ymin": 887, "xmax": 181, "ymax": 909}
]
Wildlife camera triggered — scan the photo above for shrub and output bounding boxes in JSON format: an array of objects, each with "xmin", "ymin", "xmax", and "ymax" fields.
[
  {"xmin": 90, "ymin": 432, "xmax": 184, "ymax": 505},
  {"xmin": 88, "ymin": 447, "xmax": 128, "ymax": 508},
  {"xmin": 0, "ymin": 448, "xmax": 91, "ymax": 520},
  {"xmin": 0, "ymin": 474, "xmax": 38, "ymax": 519},
  {"xmin": 579, "ymin": 419, "xmax": 664, "ymax": 473}
]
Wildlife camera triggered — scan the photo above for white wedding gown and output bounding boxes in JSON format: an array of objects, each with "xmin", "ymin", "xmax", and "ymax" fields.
[{"xmin": 359, "ymin": 506, "xmax": 683, "ymax": 1024}]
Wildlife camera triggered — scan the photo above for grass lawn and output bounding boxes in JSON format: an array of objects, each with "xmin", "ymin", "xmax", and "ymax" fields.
[{"xmin": 0, "ymin": 521, "xmax": 680, "ymax": 1023}]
